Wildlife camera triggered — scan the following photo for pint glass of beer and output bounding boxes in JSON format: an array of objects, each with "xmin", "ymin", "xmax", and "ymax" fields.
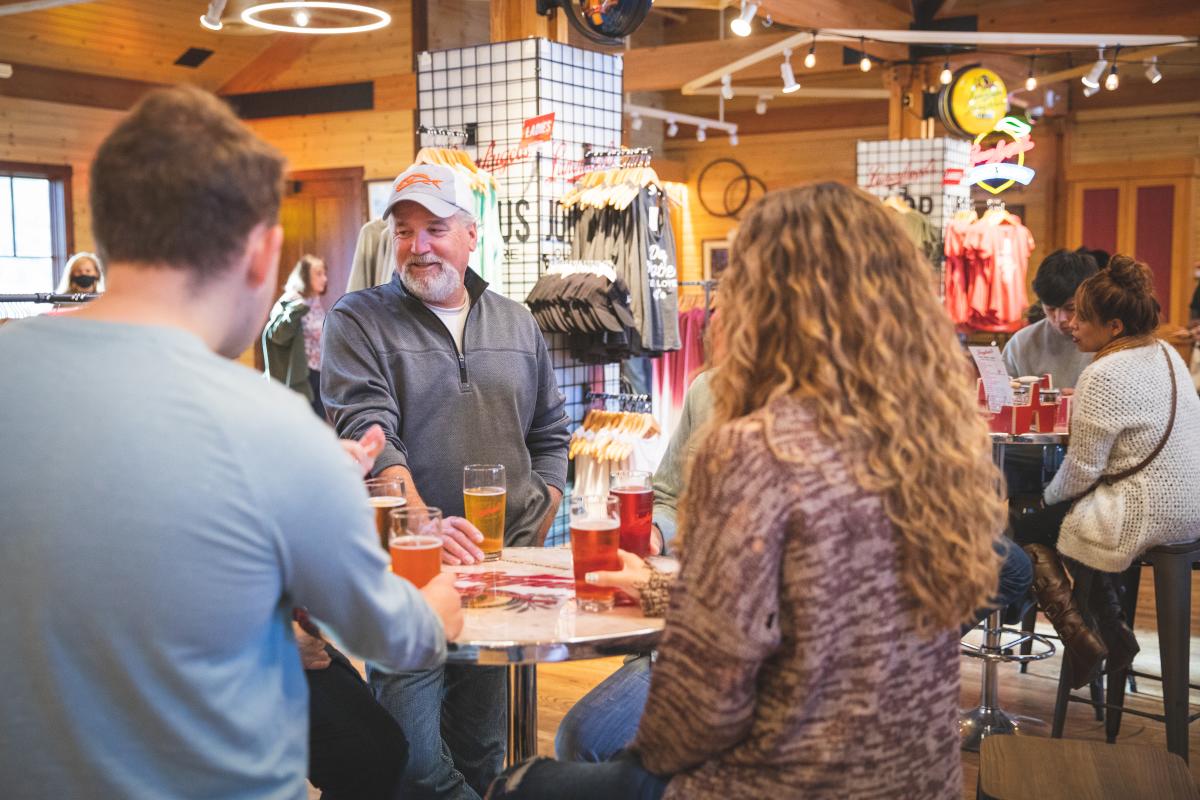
[
  {"xmin": 570, "ymin": 495, "xmax": 620, "ymax": 612},
  {"xmin": 610, "ymin": 470, "xmax": 653, "ymax": 558},
  {"xmin": 365, "ymin": 476, "xmax": 407, "ymax": 551},
  {"xmin": 390, "ymin": 506, "xmax": 443, "ymax": 588},
  {"xmin": 464, "ymin": 464, "xmax": 506, "ymax": 562}
]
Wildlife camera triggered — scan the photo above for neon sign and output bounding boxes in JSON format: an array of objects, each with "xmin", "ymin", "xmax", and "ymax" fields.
[{"xmin": 967, "ymin": 116, "xmax": 1036, "ymax": 195}]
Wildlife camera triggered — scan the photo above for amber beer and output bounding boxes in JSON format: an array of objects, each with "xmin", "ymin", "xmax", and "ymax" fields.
[
  {"xmin": 390, "ymin": 535, "xmax": 442, "ymax": 587},
  {"xmin": 365, "ymin": 476, "xmax": 407, "ymax": 551},
  {"xmin": 570, "ymin": 495, "xmax": 620, "ymax": 612},
  {"xmin": 464, "ymin": 465, "xmax": 506, "ymax": 562},
  {"xmin": 611, "ymin": 470, "xmax": 653, "ymax": 558}
]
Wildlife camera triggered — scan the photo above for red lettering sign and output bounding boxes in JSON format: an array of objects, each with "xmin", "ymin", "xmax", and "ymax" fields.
[
  {"xmin": 970, "ymin": 136, "xmax": 1035, "ymax": 166},
  {"xmin": 521, "ymin": 113, "xmax": 556, "ymax": 146}
]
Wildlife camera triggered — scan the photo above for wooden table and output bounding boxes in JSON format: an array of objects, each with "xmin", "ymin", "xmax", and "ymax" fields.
[{"xmin": 445, "ymin": 547, "xmax": 667, "ymax": 765}]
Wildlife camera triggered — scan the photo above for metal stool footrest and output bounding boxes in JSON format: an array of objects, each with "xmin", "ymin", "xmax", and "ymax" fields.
[{"xmin": 961, "ymin": 625, "xmax": 1057, "ymax": 664}]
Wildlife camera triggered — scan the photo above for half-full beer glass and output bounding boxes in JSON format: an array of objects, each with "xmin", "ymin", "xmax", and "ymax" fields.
[
  {"xmin": 570, "ymin": 495, "xmax": 620, "ymax": 612},
  {"xmin": 464, "ymin": 464, "xmax": 506, "ymax": 562},
  {"xmin": 389, "ymin": 506, "xmax": 443, "ymax": 588},
  {"xmin": 365, "ymin": 476, "xmax": 406, "ymax": 551}
]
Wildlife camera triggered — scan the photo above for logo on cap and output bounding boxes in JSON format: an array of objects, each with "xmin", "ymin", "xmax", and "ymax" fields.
[{"xmin": 394, "ymin": 173, "xmax": 444, "ymax": 192}]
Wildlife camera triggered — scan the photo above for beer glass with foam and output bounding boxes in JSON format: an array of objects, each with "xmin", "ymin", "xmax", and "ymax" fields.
[
  {"xmin": 570, "ymin": 495, "xmax": 620, "ymax": 612},
  {"xmin": 390, "ymin": 506, "xmax": 443, "ymax": 588},
  {"xmin": 610, "ymin": 470, "xmax": 653, "ymax": 557},
  {"xmin": 463, "ymin": 464, "xmax": 505, "ymax": 562},
  {"xmin": 365, "ymin": 476, "xmax": 406, "ymax": 551}
]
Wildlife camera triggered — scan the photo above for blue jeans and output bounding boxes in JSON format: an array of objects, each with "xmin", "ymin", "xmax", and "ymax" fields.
[
  {"xmin": 369, "ymin": 664, "xmax": 506, "ymax": 799},
  {"xmin": 487, "ymin": 751, "xmax": 667, "ymax": 800},
  {"xmin": 555, "ymin": 537, "xmax": 1033, "ymax": 765}
]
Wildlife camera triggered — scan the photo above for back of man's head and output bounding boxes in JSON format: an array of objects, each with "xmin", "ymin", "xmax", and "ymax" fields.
[
  {"xmin": 90, "ymin": 85, "xmax": 285, "ymax": 281},
  {"xmin": 1032, "ymin": 248, "xmax": 1099, "ymax": 307}
]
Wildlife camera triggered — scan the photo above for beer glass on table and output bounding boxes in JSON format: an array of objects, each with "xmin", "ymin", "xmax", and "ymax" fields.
[
  {"xmin": 365, "ymin": 476, "xmax": 406, "ymax": 551},
  {"xmin": 570, "ymin": 495, "xmax": 620, "ymax": 612},
  {"xmin": 390, "ymin": 506, "xmax": 443, "ymax": 588},
  {"xmin": 611, "ymin": 470, "xmax": 653, "ymax": 558},
  {"xmin": 464, "ymin": 464, "xmax": 506, "ymax": 562}
]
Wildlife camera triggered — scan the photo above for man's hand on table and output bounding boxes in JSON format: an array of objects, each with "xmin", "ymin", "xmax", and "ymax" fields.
[
  {"xmin": 421, "ymin": 572, "xmax": 464, "ymax": 640},
  {"xmin": 439, "ymin": 516, "xmax": 485, "ymax": 565}
]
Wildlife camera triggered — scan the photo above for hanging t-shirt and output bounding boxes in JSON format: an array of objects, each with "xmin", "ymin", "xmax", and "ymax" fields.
[
  {"xmin": 641, "ymin": 185, "xmax": 681, "ymax": 352},
  {"xmin": 425, "ymin": 298, "xmax": 469, "ymax": 353}
]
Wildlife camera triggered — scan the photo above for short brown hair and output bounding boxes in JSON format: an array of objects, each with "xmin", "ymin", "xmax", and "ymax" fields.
[
  {"xmin": 90, "ymin": 85, "xmax": 286, "ymax": 281},
  {"xmin": 1075, "ymin": 254, "xmax": 1160, "ymax": 336}
]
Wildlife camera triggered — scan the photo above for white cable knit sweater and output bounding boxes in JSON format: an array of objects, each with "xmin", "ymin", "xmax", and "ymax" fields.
[{"xmin": 1045, "ymin": 342, "xmax": 1200, "ymax": 572}]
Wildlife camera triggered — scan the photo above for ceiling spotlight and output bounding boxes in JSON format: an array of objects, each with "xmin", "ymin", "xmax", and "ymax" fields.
[
  {"xmin": 939, "ymin": 60, "xmax": 952, "ymax": 85},
  {"xmin": 729, "ymin": 131, "xmax": 739, "ymax": 146},
  {"xmin": 696, "ymin": 127, "xmax": 707, "ymax": 142},
  {"xmin": 859, "ymin": 38, "xmax": 872, "ymax": 73},
  {"xmin": 1025, "ymin": 57, "xmax": 1037, "ymax": 91},
  {"xmin": 730, "ymin": 1, "xmax": 758, "ymax": 37},
  {"xmin": 1145, "ymin": 56, "xmax": 1162, "ymax": 84},
  {"xmin": 199, "ymin": 0, "xmax": 226, "ymax": 29},
  {"xmin": 666, "ymin": 119, "xmax": 679, "ymax": 137},
  {"xmin": 721, "ymin": 74, "xmax": 734, "ymax": 100},
  {"xmin": 1081, "ymin": 46, "xmax": 1107, "ymax": 89},
  {"xmin": 294, "ymin": 8, "xmax": 310, "ymax": 25},
  {"xmin": 631, "ymin": 114, "xmax": 643, "ymax": 131},
  {"xmin": 1082, "ymin": 83, "xmax": 1100, "ymax": 98},
  {"xmin": 755, "ymin": 95, "xmax": 769, "ymax": 115},
  {"xmin": 780, "ymin": 48, "xmax": 800, "ymax": 94},
  {"xmin": 804, "ymin": 34, "xmax": 817, "ymax": 69}
]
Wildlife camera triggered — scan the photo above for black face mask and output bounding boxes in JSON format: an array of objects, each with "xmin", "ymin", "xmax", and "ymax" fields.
[{"xmin": 71, "ymin": 274, "xmax": 98, "ymax": 289}]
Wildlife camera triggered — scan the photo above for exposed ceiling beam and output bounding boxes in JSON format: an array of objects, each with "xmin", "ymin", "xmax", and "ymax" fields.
[
  {"xmin": 219, "ymin": 35, "xmax": 320, "ymax": 95},
  {"xmin": 0, "ymin": 0, "xmax": 91, "ymax": 16},
  {"xmin": 692, "ymin": 86, "xmax": 890, "ymax": 100},
  {"xmin": 0, "ymin": 61, "xmax": 161, "ymax": 109},
  {"xmin": 1033, "ymin": 43, "xmax": 1197, "ymax": 87},
  {"xmin": 935, "ymin": 0, "xmax": 1199, "ymax": 36},
  {"xmin": 760, "ymin": 0, "xmax": 911, "ymax": 30}
]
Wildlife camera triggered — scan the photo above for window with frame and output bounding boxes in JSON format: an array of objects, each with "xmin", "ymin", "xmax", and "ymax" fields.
[{"xmin": 0, "ymin": 161, "xmax": 73, "ymax": 296}]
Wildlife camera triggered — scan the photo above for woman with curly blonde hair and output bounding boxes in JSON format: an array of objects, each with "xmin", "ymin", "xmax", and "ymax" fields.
[{"xmin": 487, "ymin": 182, "xmax": 1009, "ymax": 800}]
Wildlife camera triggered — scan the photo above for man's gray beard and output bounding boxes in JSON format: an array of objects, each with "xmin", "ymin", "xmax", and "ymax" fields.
[{"xmin": 400, "ymin": 260, "xmax": 461, "ymax": 304}]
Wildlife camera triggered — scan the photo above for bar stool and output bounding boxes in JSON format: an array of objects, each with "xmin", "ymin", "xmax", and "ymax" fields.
[
  {"xmin": 1052, "ymin": 539, "xmax": 1200, "ymax": 762},
  {"xmin": 960, "ymin": 609, "xmax": 1056, "ymax": 752}
]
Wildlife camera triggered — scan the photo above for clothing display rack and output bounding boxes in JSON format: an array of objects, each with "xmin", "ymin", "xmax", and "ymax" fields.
[
  {"xmin": 416, "ymin": 124, "xmax": 476, "ymax": 147},
  {"xmin": 585, "ymin": 391, "xmax": 652, "ymax": 413},
  {"xmin": 0, "ymin": 293, "xmax": 98, "ymax": 304},
  {"xmin": 578, "ymin": 146, "xmax": 653, "ymax": 172},
  {"xmin": 679, "ymin": 280, "xmax": 718, "ymax": 323}
]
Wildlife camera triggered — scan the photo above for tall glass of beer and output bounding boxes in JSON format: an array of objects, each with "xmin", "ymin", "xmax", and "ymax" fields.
[
  {"xmin": 464, "ymin": 464, "xmax": 506, "ymax": 562},
  {"xmin": 570, "ymin": 495, "xmax": 620, "ymax": 612},
  {"xmin": 610, "ymin": 470, "xmax": 653, "ymax": 558},
  {"xmin": 365, "ymin": 475, "xmax": 406, "ymax": 551},
  {"xmin": 390, "ymin": 506, "xmax": 443, "ymax": 588}
]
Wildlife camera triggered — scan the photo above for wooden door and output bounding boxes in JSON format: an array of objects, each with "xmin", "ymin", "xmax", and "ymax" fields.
[{"xmin": 248, "ymin": 167, "xmax": 366, "ymax": 370}]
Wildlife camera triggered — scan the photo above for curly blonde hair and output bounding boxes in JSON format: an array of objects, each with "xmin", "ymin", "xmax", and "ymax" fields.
[{"xmin": 690, "ymin": 182, "xmax": 1005, "ymax": 632}]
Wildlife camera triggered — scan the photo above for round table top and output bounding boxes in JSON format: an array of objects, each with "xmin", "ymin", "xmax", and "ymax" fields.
[
  {"xmin": 989, "ymin": 431, "xmax": 1068, "ymax": 446},
  {"xmin": 445, "ymin": 547, "xmax": 668, "ymax": 666}
]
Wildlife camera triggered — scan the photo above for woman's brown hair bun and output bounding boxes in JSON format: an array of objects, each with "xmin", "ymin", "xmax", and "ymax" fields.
[
  {"xmin": 1075, "ymin": 253, "xmax": 1159, "ymax": 336},
  {"xmin": 1104, "ymin": 254, "xmax": 1153, "ymax": 293}
]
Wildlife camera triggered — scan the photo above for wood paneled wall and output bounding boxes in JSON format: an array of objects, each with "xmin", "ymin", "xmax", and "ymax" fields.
[
  {"xmin": 1068, "ymin": 111, "xmax": 1200, "ymax": 166},
  {"xmin": 0, "ymin": 96, "xmax": 124, "ymax": 253},
  {"xmin": 664, "ymin": 126, "xmax": 886, "ymax": 285},
  {"xmin": 244, "ymin": 111, "xmax": 414, "ymax": 181}
]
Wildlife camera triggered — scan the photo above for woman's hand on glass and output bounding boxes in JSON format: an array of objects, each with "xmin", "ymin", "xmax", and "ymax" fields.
[{"xmin": 585, "ymin": 549, "xmax": 652, "ymax": 602}]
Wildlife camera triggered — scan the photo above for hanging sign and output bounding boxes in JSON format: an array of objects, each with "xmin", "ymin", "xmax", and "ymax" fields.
[
  {"xmin": 938, "ymin": 66, "xmax": 1009, "ymax": 138},
  {"xmin": 967, "ymin": 116, "xmax": 1036, "ymax": 195},
  {"xmin": 521, "ymin": 113, "xmax": 556, "ymax": 146}
]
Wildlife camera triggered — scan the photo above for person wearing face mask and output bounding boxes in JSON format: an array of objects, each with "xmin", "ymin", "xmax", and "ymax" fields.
[
  {"xmin": 263, "ymin": 254, "xmax": 329, "ymax": 418},
  {"xmin": 1012, "ymin": 255, "xmax": 1200, "ymax": 689},
  {"xmin": 55, "ymin": 252, "xmax": 106, "ymax": 298},
  {"xmin": 321, "ymin": 163, "xmax": 570, "ymax": 799}
]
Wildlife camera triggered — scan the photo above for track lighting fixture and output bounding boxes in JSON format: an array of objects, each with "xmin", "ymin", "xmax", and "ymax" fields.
[
  {"xmin": 666, "ymin": 120, "xmax": 679, "ymax": 137},
  {"xmin": 696, "ymin": 127, "xmax": 707, "ymax": 142},
  {"xmin": 200, "ymin": 0, "xmax": 226, "ymax": 29},
  {"xmin": 1145, "ymin": 56, "xmax": 1162, "ymax": 84},
  {"xmin": 630, "ymin": 114, "xmax": 643, "ymax": 131},
  {"xmin": 755, "ymin": 95, "xmax": 769, "ymax": 115},
  {"xmin": 721, "ymin": 74, "xmax": 734, "ymax": 100},
  {"xmin": 1081, "ymin": 46, "xmax": 1107, "ymax": 89},
  {"xmin": 294, "ymin": 8, "xmax": 310, "ymax": 25},
  {"xmin": 780, "ymin": 49, "xmax": 800, "ymax": 93},
  {"xmin": 729, "ymin": 132, "xmax": 739, "ymax": 146},
  {"xmin": 730, "ymin": 1, "xmax": 758, "ymax": 37},
  {"xmin": 859, "ymin": 38, "xmax": 872, "ymax": 73},
  {"xmin": 804, "ymin": 34, "xmax": 817, "ymax": 69},
  {"xmin": 1082, "ymin": 83, "xmax": 1100, "ymax": 98},
  {"xmin": 939, "ymin": 60, "xmax": 952, "ymax": 85},
  {"xmin": 1104, "ymin": 45, "xmax": 1120, "ymax": 90},
  {"xmin": 1025, "ymin": 58, "xmax": 1037, "ymax": 91}
]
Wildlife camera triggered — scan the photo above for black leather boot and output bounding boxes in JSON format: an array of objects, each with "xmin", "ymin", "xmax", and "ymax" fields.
[
  {"xmin": 1024, "ymin": 544, "xmax": 1108, "ymax": 689},
  {"xmin": 1090, "ymin": 573, "xmax": 1140, "ymax": 676}
]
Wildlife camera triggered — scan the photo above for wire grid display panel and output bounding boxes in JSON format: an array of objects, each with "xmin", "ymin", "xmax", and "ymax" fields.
[
  {"xmin": 855, "ymin": 138, "xmax": 973, "ymax": 279},
  {"xmin": 417, "ymin": 40, "xmax": 623, "ymax": 545}
]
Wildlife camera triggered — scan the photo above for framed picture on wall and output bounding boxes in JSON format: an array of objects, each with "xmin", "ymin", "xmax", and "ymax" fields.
[
  {"xmin": 366, "ymin": 179, "xmax": 394, "ymax": 220},
  {"xmin": 702, "ymin": 239, "xmax": 730, "ymax": 281}
]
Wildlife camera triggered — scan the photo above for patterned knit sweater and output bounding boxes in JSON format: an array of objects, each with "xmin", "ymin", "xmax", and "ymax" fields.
[
  {"xmin": 631, "ymin": 398, "xmax": 963, "ymax": 800},
  {"xmin": 1046, "ymin": 343, "xmax": 1200, "ymax": 572}
]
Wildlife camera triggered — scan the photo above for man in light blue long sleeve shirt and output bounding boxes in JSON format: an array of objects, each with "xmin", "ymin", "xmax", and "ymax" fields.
[{"xmin": 0, "ymin": 86, "xmax": 459, "ymax": 800}]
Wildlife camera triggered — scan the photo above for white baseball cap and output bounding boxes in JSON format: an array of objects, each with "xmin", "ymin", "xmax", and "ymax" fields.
[{"xmin": 384, "ymin": 164, "xmax": 475, "ymax": 220}]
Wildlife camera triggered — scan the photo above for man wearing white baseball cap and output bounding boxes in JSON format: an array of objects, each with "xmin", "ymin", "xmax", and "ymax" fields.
[{"xmin": 322, "ymin": 163, "xmax": 570, "ymax": 798}]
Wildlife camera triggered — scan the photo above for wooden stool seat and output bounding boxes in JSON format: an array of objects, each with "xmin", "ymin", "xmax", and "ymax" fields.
[{"xmin": 979, "ymin": 736, "xmax": 1198, "ymax": 799}]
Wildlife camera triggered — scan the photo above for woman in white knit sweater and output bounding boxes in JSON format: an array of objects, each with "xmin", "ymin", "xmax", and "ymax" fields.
[{"xmin": 1014, "ymin": 255, "xmax": 1200, "ymax": 687}]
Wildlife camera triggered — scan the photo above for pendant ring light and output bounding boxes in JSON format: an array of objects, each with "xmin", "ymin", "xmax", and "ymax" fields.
[{"xmin": 241, "ymin": 2, "xmax": 391, "ymax": 34}]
